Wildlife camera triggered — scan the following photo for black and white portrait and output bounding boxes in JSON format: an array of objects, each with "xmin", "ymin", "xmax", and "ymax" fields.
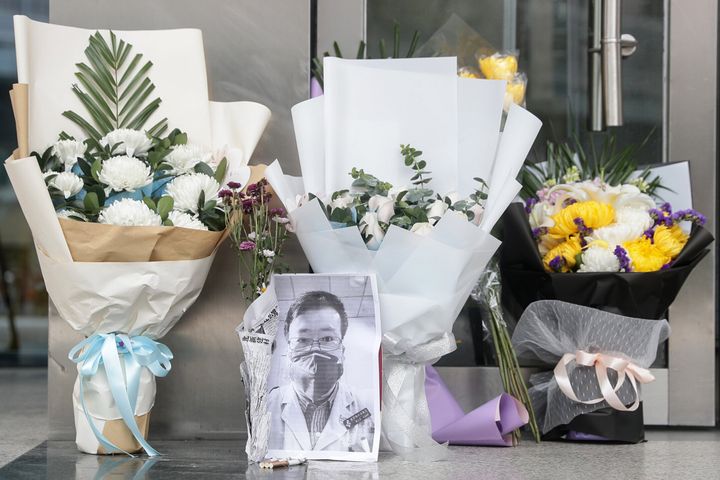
[{"xmin": 267, "ymin": 274, "xmax": 381, "ymax": 461}]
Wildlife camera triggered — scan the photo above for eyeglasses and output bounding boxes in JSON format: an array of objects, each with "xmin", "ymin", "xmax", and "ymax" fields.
[{"xmin": 288, "ymin": 336, "xmax": 341, "ymax": 353}]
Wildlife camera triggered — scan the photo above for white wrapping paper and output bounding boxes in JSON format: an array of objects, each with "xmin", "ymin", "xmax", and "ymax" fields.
[{"xmin": 265, "ymin": 56, "xmax": 542, "ymax": 459}]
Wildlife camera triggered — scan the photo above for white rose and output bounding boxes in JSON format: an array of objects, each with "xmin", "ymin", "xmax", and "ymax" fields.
[
  {"xmin": 359, "ymin": 211, "xmax": 385, "ymax": 250},
  {"xmin": 165, "ymin": 144, "xmax": 213, "ymax": 175},
  {"xmin": 578, "ymin": 246, "xmax": 620, "ymax": 272},
  {"xmin": 52, "ymin": 140, "xmax": 85, "ymax": 171},
  {"xmin": 410, "ymin": 222, "xmax": 434, "ymax": 236},
  {"xmin": 427, "ymin": 199, "xmax": 449, "ymax": 224},
  {"xmin": 98, "ymin": 156, "xmax": 153, "ymax": 193},
  {"xmin": 165, "ymin": 173, "xmax": 220, "ymax": 213},
  {"xmin": 49, "ymin": 172, "xmax": 83, "ymax": 199},
  {"xmin": 330, "ymin": 192, "xmax": 354, "ymax": 210},
  {"xmin": 468, "ymin": 203, "xmax": 485, "ymax": 226},
  {"xmin": 368, "ymin": 195, "xmax": 395, "ymax": 223},
  {"xmin": 262, "ymin": 249, "xmax": 276, "ymax": 258},
  {"xmin": 100, "ymin": 129, "xmax": 152, "ymax": 157},
  {"xmin": 168, "ymin": 210, "xmax": 208, "ymax": 231},
  {"xmin": 99, "ymin": 198, "xmax": 162, "ymax": 227}
]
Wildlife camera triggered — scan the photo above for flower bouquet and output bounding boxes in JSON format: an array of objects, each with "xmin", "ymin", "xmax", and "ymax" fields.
[
  {"xmin": 416, "ymin": 14, "xmax": 527, "ymax": 110},
  {"xmin": 266, "ymin": 56, "xmax": 541, "ymax": 459},
  {"xmin": 500, "ymin": 167, "xmax": 713, "ymax": 441},
  {"xmin": 501, "ymin": 179, "xmax": 713, "ymax": 321},
  {"xmin": 6, "ymin": 16, "xmax": 270, "ymax": 455}
]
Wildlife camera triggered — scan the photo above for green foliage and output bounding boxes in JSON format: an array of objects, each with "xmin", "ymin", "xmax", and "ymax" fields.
[
  {"xmin": 63, "ymin": 31, "xmax": 167, "ymax": 140},
  {"xmin": 311, "ymin": 22, "xmax": 421, "ymax": 88},
  {"xmin": 521, "ymin": 131, "xmax": 668, "ymax": 200}
]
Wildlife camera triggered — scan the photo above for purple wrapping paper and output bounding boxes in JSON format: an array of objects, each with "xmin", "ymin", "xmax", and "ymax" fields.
[
  {"xmin": 310, "ymin": 77, "xmax": 323, "ymax": 98},
  {"xmin": 425, "ymin": 366, "xmax": 529, "ymax": 446}
]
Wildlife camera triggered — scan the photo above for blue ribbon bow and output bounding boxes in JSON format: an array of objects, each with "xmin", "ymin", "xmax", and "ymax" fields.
[{"xmin": 68, "ymin": 333, "xmax": 173, "ymax": 457}]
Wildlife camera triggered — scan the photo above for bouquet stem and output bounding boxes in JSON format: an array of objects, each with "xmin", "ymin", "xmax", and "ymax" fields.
[{"xmin": 476, "ymin": 257, "xmax": 541, "ymax": 443}]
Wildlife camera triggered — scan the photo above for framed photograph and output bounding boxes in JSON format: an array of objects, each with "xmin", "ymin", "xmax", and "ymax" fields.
[{"xmin": 266, "ymin": 274, "xmax": 382, "ymax": 462}]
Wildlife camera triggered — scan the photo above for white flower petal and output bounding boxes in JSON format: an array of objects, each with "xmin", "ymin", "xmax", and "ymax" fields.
[
  {"xmin": 99, "ymin": 156, "xmax": 153, "ymax": 193},
  {"xmin": 579, "ymin": 246, "xmax": 620, "ymax": 272},
  {"xmin": 168, "ymin": 210, "xmax": 208, "ymax": 231},
  {"xmin": 165, "ymin": 173, "xmax": 220, "ymax": 213},
  {"xmin": 49, "ymin": 172, "xmax": 83, "ymax": 199},
  {"xmin": 100, "ymin": 129, "xmax": 152, "ymax": 157},
  {"xmin": 99, "ymin": 198, "xmax": 162, "ymax": 227},
  {"xmin": 165, "ymin": 144, "xmax": 213, "ymax": 175},
  {"xmin": 52, "ymin": 140, "xmax": 85, "ymax": 172}
]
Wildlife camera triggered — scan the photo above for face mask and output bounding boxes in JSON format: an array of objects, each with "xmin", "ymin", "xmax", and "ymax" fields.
[{"xmin": 289, "ymin": 350, "xmax": 344, "ymax": 402}]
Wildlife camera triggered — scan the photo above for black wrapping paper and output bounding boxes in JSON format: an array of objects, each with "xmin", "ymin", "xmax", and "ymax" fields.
[
  {"xmin": 500, "ymin": 202, "xmax": 713, "ymax": 321},
  {"xmin": 543, "ymin": 404, "xmax": 646, "ymax": 444}
]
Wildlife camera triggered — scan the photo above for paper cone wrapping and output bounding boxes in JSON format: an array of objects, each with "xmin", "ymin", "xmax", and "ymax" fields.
[
  {"xmin": 265, "ymin": 54, "xmax": 541, "ymax": 460},
  {"xmin": 8, "ymin": 17, "xmax": 272, "ymax": 455}
]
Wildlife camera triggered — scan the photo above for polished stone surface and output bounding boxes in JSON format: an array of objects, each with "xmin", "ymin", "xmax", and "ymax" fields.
[
  {"xmin": 0, "ymin": 368, "xmax": 47, "ymax": 467},
  {"xmin": 2, "ymin": 431, "xmax": 720, "ymax": 480}
]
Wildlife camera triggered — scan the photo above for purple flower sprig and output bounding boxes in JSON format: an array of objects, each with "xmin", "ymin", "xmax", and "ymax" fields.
[
  {"xmin": 672, "ymin": 209, "xmax": 706, "ymax": 226},
  {"xmin": 524, "ymin": 197, "xmax": 538, "ymax": 214},
  {"xmin": 573, "ymin": 217, "xmax": 593, "ymax": 236},
  {"xmin": 548, "ymin": 255, "xmax": 565, "ymax": 272},
  {"xmin": 643, "ymin": 228, "xmax": 656, "ymax": 241},
  {"xmin": 649, "ymin": 207, "xmax": 673, "ymax": 227},
  {"xmin": 532, "ymin": 226, "xmax": 548, "ymax": 239},
  {"xmin": 614, "ymin": 245, "xmax": 632, "ymax": 272},
  {"xmin": 562, "ymin": 198, "xmax": 578, "ymax": 208}
]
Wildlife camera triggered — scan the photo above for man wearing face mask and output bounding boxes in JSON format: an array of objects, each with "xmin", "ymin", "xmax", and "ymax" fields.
[{"xmin": 267, "ymin": 291, "xmax": 374, "ymax": 453}]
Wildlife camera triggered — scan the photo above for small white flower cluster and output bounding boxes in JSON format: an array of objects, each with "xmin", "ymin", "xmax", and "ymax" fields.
[{"xmin": 46, "ymin": 128, "xmax": 224, "ymax": 231}]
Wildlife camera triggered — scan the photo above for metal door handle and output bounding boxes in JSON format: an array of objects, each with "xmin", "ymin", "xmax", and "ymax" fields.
[{"xmin": 589, "ymin": 0, "xmax": 638, "ymax": 131}]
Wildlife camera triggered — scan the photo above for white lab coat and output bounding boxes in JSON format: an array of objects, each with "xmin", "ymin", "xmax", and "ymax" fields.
[{"xmin": 267, "ymin": 382, "xmax": 374, "ymax": 452}]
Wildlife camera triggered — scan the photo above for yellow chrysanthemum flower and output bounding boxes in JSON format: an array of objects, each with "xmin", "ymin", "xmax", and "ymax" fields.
[
  {"xmin": 653, "ymin": 225, "xmax": 688, "ymax": 259},
  {"xmin": 543, "ymin": 236, "xmax": 583, "ymax": 272},
  {"xmin": 622, "ymin": 237, "xmax": 670, "ymax": 272},
  {"xmin": 478, "ymin": 54, "xmax": 518, "ymax": 81},
  {"xmin": 548, "ymin": 201, "xmax": 615, "ymax": 237}
]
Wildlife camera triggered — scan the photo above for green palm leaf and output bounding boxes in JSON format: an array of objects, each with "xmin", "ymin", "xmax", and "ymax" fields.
[{"xmin": 62, "ymin": 31, "xmax": 167, "ymax": 141}]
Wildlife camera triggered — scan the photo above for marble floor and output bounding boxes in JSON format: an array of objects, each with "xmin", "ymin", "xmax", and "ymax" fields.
[{"xmin": 2, "ymin": 368, "xmax": 720, "ymax": 479}]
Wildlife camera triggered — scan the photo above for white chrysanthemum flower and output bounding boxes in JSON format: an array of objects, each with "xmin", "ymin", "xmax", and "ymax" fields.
[
  {"xmin": 49, "ymin": 172, "xmax": 84, "ymax": 199},
  {"xmin": 579, "ymin": 246, "xmax": 620, "ymax": 272},
  {"xmin": 52, "ymin": 139, "xmax": 85, "ymax": 171},
  {"xmin": 168, "ymin": 210, "xmax": 208, "ymax": 231},
  {"xmin": 165, "ymin": 144, "xmax": 213, "ymax": 174},
  {"xmin": 615, "ymin": 206, "xmax": 653, "ymax": 232},
  {"xmin": 99, "ymin": 198, "xmax": 162, "ymax": 227},
  {"xmin": 57, "ymin": 209, "xmax": 87, "ymax": 221},
  {"xmin": 99, "ymin": 156, "xmax": 153, "ymax": 193},
  {"xmin": 100, "ymin": 129, "xmax": 153, "ymax": 157},
  {"xmin": 262, "ymin": 249, "xmax": 276, "ymax": 258},
  {"xmin": 589, "ymin": 223, "xmax": 644, "ymax": 247},
  {"xmin": 165, "ymin": 173, "xmax": 220, "ymax": 213}
]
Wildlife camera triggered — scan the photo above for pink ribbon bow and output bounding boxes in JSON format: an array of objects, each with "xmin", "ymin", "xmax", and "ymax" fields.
[{"xmin": 553, "ymin": 350, "xmax": 655, "ymax": 411}]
